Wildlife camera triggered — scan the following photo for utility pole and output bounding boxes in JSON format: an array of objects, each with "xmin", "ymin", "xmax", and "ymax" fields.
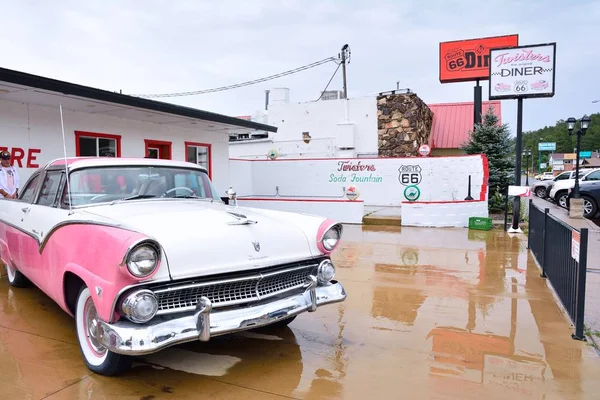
[{"xmin": 341, "ymin": 44, "xmax": 350, "ymax": 99}]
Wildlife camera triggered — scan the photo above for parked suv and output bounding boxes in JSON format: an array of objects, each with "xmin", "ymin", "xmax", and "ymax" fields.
[
  {"xmin": 550, "ymin": 168, "xmax": 600, "ymax": 208},
  {"xmin": 567, "ymin": 180, "xmax": 600, "ymax": 218}
]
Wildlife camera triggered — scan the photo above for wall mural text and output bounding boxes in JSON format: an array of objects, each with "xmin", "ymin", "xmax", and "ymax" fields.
[
  {"xmin": 0, "ymin": 147, "xmax": 42, "ymax": 168},
  {"xmin": 330, "ymin": 160, "xmax": 383, "ymax": 183}
]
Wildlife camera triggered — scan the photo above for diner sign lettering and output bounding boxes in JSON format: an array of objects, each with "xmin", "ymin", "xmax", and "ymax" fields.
[
  {"xmin": 489, "ymin": 43, "xmax": 556, "ymax": 100},
  {"xmin": 329, "ymin": 161, "xmax": 383, "ymax": 183}
]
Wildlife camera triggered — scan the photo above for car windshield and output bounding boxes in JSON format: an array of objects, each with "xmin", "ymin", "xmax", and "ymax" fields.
[{"xmin": 63, "ymin": 165, "xmax": 222, "ymax": 206}]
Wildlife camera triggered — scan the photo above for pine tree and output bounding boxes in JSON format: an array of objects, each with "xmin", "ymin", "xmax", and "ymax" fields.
[{"xmin": 461, "ymin": 106, "xmax": 515, "ymax": 212}]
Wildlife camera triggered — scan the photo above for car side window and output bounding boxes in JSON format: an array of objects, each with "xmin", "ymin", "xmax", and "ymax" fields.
[
  {"xmin": 18, "ymin": 174, "xmax": 41, "ymax": 203},
  {"xmin": 584, "ymin": 171, "xmax": 600, "ymax": 181},
  {"xmin": 37, "ymin": 171, "xmax": 64, "ymax": 207},
  {"xmin": 555, "ymin": 173, "xmax": 569, "ymax": 181}
]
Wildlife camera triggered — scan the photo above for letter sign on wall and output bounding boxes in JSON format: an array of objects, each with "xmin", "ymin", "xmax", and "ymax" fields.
[
  {"xmin": 489, "ymin": 43, "xmax": 556, "ymax": 100},
  {"xmin": 439, "ymin": 34, "xmax": 519, "ymax": 83}
]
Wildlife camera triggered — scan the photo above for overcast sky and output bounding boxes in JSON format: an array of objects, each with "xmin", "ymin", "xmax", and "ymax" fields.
[{"xmin": 1, "ymin": 0, "xmax": 599, "ymax": 134}]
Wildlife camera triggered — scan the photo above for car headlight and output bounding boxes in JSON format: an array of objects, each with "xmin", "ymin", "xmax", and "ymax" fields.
[
  {"xmin": 125, "ymin": 241, "xmax": 160, "ymax": 278},
  {"xmin": 121, "ymin": 289, "xmax": 158, "ymax": 323},
  {"xmin": 317, "ymin": 259, "xmax": 336, "ymax": 285},
  {"xmin": 322, "ymin": 225, "xmax": 342, "ymax": 251}
]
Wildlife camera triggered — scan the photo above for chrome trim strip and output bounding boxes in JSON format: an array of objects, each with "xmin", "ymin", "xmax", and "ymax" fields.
[
  {"xmin": 40, "ymin": 220, "xmax": 144, "ymax": 253},
  {"xmin": 94, "ymin": 280, "xmax": 346, "ymax": 356}
]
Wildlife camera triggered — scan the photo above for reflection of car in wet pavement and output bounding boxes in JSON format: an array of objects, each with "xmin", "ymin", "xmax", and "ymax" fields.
[{"xmin": 0, "ymin": 157, "xmax": 346, "ymax": 376}]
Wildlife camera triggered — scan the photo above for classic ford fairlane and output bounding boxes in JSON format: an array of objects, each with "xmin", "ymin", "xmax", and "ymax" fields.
[{"xmin": 0, "ymin": 157, "xmax": 346, "ymax": 376}]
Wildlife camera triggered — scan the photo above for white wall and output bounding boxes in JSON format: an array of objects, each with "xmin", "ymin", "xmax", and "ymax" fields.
[
  {"xmin": 0, "ymin": 99, "xmax": 231, "ymax": 192},
  {"xmin": 236, "ymin": 198, "xmax": 364, "ymax": 224},
  {"xmin": 229, "ymin": 155, "xmax": 488, "ymax": 207},
  {"xmin": 401, "ymin": 201, "xmax": 489, "ymax": 228},
  {"xmin": 229, "ymin": 96, "xmax": 377, "ymax": 159}
]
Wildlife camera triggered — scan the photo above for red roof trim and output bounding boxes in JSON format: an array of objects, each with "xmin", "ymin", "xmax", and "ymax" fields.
[{"xmin": 428, "ymin": 101, "xmax": 502, "ymax": 149}]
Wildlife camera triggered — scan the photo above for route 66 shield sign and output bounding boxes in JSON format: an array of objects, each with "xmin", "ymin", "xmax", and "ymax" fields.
[{"xmin": 398, "ymin": 165, "xmax": 422, "ymax": 186}]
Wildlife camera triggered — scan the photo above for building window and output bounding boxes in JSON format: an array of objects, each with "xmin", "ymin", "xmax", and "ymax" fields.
[
  {"xmin": 185, "ymin": 142, "xmax": 212, "ymax": 179},
  {"xmin": 75, "ymin": 131, "xmax": 122, "ymax": 157}
]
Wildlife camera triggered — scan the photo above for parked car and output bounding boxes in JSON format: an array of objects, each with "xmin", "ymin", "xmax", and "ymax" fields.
[
  {"xmin": 533, "ymin": 168, "xmax": 598, "ymax": 198},
  {"xmin": 539, "ymin": 172, "xmax": 555, "ymax": 181},
  {"xmin": 566, "ymin": 180, "xmax": 600, "ymax": 218},
  {"xmin": 0, "ymin": 157, "xmax": 346, "ymax": 376},
  {"xmin": 532, "ymin": 170, "xmax": 572, "ymax": 198},
  {"xmin": 549, "ymin": 168, "xmax": 600, "ymax": 208}
]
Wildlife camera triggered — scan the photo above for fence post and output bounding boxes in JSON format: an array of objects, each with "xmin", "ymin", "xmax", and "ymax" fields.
[
  {"xmin": 540, "ymin": 208, "xmax": 549, "ymax": 278},
  {"xmin": 526, "ymin": 199, "xmax": 532, "ymax": 249},
  {"xmin": 503, "ymin": 186, "xmax": 509, "ymax": 232},
  {"xmin": 572, "ymin": 228, "xmax": 589, "ymax": 341}
]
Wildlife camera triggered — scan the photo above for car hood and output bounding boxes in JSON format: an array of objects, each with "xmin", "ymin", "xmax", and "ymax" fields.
[{"xmin": 80, "ymin": 200, "xmax": 320, "ymax": 280}]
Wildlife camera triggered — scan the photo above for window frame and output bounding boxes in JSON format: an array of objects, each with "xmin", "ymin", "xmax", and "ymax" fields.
[
  {"xmin": 75, "ymin": 131, "xmax": 122, "ymax": 158},
  {"xmin": 184, "ymin": 141, "xmax": 212, "ymax": 179},
  {"xmin": 35, "ymin": 170, "xmax": 65, "ymax": 208},
  {"xmin": 17, "ymin": 172, "xmax": 42, "ymax": 203},
  {"xmin": 144, "ymin": 139, "xmax": 173, "ymax": 160}
]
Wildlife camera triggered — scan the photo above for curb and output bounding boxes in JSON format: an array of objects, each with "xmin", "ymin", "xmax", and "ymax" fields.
[{"xmin": 362, "ymin": 216, "xmax": 402, "ymax": 226}]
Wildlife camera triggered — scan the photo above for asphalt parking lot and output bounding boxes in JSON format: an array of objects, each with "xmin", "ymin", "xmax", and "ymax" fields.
[{"xmin": 2, "ymin": 225, "xmax": 600, "ymax": 399}]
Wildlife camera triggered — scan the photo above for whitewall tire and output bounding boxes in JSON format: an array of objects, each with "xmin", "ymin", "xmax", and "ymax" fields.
[
  {"xmin": 4, "ymin": 262, "xmax": 29, "ymax": 288},
  {"xmin": 75, "ymin": 286, "xmax": 131, "ymax": 376}
]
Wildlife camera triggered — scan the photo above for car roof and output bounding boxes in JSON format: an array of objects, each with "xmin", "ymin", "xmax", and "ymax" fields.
[{"xmin": 44, "ymin": 157, "xmax": 208, "ymax": 173}]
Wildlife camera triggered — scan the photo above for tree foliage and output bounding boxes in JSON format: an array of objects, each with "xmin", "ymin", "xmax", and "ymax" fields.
[
  {"xmin": 461, "ymin": 106, "xmax": 515, "ymax": 212},
  {"xmin": 522, "ymin": 112, "xmax": 600, "ymax": 171}
]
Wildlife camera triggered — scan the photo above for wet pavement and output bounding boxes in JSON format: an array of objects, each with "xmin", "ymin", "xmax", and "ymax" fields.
[{"xmin": 2, "ymin": 225, "xmax": 600, "ymax": 399}]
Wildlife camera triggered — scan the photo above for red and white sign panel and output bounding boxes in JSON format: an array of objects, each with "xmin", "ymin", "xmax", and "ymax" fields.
[
  {"xmin": 572, "ymin": 230, "xmax": 580, "ymax": 263},
  {"xmin": 508, "ymin": 186, "xmax": 531, "ymax": 197},
  {"xmin": 418, "ymin": 144, "xmax": 431, "ymax": 157}
]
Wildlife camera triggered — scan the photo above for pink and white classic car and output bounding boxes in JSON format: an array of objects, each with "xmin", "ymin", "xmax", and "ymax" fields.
[{"xmin": 0, "ymin": 157, "xmax": 346, "ymax": 376}]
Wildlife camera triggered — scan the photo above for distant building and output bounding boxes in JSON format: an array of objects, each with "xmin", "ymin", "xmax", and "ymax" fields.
[{"xmin": 229, "ymin": 87, "xmax": 502, "ymax": 159}]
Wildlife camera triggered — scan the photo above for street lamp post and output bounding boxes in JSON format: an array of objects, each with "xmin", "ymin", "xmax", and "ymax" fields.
[
  {"xmin": 566, "ymin": 115, "xmax": 592, "ymax": 199},
  {"xmin": 523, "ymin": 150, "xmax": 532, "ymax": 186},
  {"xmin": 566, "ymin": 115, "xmax": 591, "ymax": 219}
]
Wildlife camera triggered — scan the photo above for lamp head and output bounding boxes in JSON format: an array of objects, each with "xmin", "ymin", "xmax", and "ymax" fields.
[
  {"xmin": 581, "ymin": 115, "xmax": 591, "ymax": 132},
  {"xmin": 566, "ymin": 117, "xmax": 577, "ymax": 132}
]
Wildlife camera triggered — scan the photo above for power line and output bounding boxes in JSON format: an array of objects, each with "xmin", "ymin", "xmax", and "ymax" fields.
[
  {"xmin": 314, "ymin": 62, "xmax": 342, "ymax": 101},
  {"xmin": 131, "ymin": 57, "xmax": 338, "ymax": 99}
]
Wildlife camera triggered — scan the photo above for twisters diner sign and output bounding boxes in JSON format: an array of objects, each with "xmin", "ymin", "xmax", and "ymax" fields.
[{"xmin": 489, "ymin": 43, "xmax": 556, "ymax": 99}]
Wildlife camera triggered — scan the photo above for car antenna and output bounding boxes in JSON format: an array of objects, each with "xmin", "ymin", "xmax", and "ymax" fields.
[{"xmin": 59, "ymin": 104, "xmax": 74, "ymax": 215}]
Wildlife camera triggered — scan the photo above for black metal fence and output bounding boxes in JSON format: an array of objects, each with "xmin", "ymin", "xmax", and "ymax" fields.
[{"xmin": 527, "ymin": 199, "xmax": 589, "ymax": 340}]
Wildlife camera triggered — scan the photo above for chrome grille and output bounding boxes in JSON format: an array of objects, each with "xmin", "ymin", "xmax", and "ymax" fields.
[{"xmin": 153, "ymin": 263, "xmax": 318, "ymax": 315}]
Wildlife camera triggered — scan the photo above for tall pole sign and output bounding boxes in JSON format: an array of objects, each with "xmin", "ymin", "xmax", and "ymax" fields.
[
  {"xmin": 489, "ymin": 42, "xmax": 557, "ymax": 233},
  {"xmin": 439, "ymin": 34, "xmax": 519, "ymax": 125}
]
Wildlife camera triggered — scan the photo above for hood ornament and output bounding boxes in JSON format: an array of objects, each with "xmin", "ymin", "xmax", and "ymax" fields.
[{"xmin": 252, "ymin": 241, "xmax": 260, "ymax": 252}]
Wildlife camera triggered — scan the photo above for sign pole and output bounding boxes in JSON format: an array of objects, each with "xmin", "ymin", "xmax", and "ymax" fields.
[
  {"xmin": 511, "ymin": 98, "xmax": 524, "ymax": 231},
  {"xmin": 474, "ymin": 79, "xmax": 482, "ymax": 125}
]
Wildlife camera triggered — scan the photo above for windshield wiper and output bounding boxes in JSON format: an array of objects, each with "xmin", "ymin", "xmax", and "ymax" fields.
[{"xmin": 122, "ymin": 194, "xmax": 157, "ymax": 201}]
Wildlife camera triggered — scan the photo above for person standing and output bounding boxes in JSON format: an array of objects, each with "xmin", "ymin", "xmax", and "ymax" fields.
[{"xmin": 0, "ymin": 150, "xmax": 20, "ymax": 199}]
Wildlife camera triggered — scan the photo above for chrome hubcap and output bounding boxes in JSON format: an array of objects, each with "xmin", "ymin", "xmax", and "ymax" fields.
[
  {"xmin": 583, "ymin": 200, "xmax": 593, "ymax": 215},
  {"xmin": 559, "ymin": 196, "xmax": 567, "ymax": 207},
  {"xmin": 85, "ymin": 299, "xmax": 106, "ymax": 355}
]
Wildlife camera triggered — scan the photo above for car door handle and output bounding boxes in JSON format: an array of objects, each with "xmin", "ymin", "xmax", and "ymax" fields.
[{"xmin": 21, "ymin": 207, "xmax": 30, "ymax": 213}]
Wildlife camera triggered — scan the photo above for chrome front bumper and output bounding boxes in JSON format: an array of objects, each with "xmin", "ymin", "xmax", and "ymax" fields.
[{"xmin": 94, "ymin": 276, "xmax": 346, "ymax": 356}]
